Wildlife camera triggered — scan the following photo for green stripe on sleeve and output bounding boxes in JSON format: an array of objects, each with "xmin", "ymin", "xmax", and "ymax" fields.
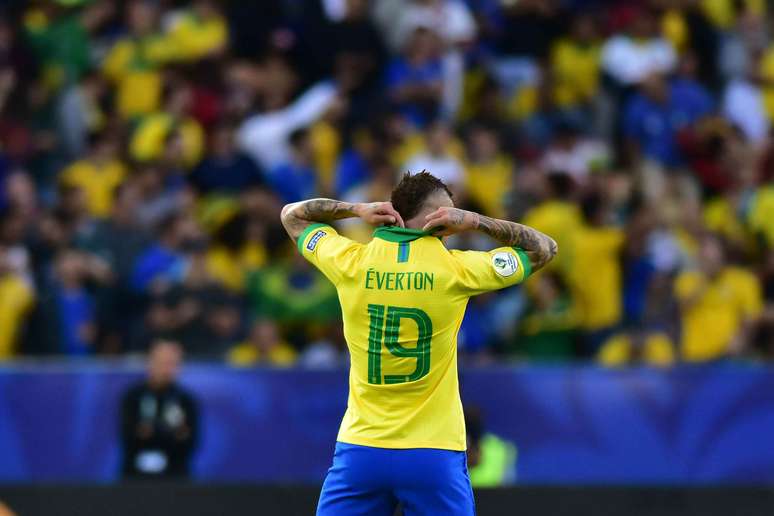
[
  {"xmin": 514, "ymin": 248, "xmax": 532, "ymax": 279},
  {"xmin": 297, "ymin": 223, "xmax": 330, "ymax": 254}
]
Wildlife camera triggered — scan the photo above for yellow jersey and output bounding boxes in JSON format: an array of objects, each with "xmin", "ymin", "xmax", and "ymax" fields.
[
  {"xmin": 674, "ymin": 267, "xmax": 762, "ymax": 361},
  {"xmin": 299, "ymin": 224, "xmax": 531, "ymax": 451}
]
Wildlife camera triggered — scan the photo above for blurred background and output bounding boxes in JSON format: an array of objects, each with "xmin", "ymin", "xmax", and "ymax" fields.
[{"xmin": 0, "ymin": 0, "xmax": 773, "ymax": 514}]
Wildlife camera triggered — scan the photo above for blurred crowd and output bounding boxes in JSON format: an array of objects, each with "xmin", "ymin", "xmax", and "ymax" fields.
[{"xmin": 0, "ymin": 0, "xmax": 773, "ymax": 366}]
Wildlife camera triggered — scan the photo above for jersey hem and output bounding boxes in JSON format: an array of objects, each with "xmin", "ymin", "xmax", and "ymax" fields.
[
  {"xmin": 336, "ymin": 434, "xmax": 466, "ymax": 452},
  {"xmin": 297, "ymin": 223, "xmax": 331, "ymax": 254}
]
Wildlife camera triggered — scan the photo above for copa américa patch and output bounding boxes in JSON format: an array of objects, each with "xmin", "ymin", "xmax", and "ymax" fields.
[
  {"xmin": 492, "ymin": 251, "xmax": 519, "ymax": 277},
  {"xmin": 306, "ymin": 230, "xmax": 326, "ymax": 252}
]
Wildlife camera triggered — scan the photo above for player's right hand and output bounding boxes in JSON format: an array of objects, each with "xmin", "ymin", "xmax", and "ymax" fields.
[
  {"xmin": 355, "ymin": 202, "xmax": 405, "ymax": 228},
  {"xmin": 422, "ymin": 207, "xmax": 477, "ymax": 236}
]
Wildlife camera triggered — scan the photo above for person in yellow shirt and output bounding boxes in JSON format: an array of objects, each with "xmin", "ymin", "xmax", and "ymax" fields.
[
  {"xmin": 280, "ymin": 171, "xmax": 556, "ymax": 515},
  {"xmin": 522, "ymin": 173, "xmax": 583, "ymax": 276},
  {"xmin": 205, "ymin": 212, "xmax": 267, "ymax": 292},
  {"xmin": 59, "ymin": 131, "xmax": 127, "ymax": 218},
  {"xmin": 102, "ymin": 0, "xmax": 177, "ymax": 119},
  {"xmin": 0, "ymin": 246, "xmax": 35, "ymax": 359},
  {"xmin": 570, "ymin": 194, "xmax": 625, "ymax": 352},
  {"xmin": 130, "ymin": 82, "xmax": 204, "ymax": 168},
  {"xmin": 550, "ymin": 14, "xmax": 601, "ymax": 110},
  {"xmin": 675, "ymin": 235, "xmax": 763, "ymax": 361},
  {"xmin": 597, "ymin": 326, "xmax": 675, "ymax": 367},
  {"xmin": 166, "ymin": 0, "xmax": 228, "ymax": 61},
  {"xmin": 463, "ymin": 124, "xmax": 514, "ymax": 219},
  {"xmin": 227, "ymin": 319, "xmax": 297, "ymax": 367}
]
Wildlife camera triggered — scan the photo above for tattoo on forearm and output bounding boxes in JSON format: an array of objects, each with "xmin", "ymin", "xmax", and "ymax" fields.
[
  {"xmin": 281, "ymin": 198, "xmax": 359, "ymax": 240},
  {"xmin": 476, "ymin": 214, "xmax": 558, "ymax": 271}
]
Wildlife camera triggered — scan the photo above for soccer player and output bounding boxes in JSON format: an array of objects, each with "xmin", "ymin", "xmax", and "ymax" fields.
[{"xmin": 281, "ymin": 172, "xmax": 557, "ymax": 515}]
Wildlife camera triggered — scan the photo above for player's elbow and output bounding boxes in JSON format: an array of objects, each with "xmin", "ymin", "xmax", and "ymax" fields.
[{"xmin": 543, "ymin": 236, "xmax": 558, "ymax": 263}]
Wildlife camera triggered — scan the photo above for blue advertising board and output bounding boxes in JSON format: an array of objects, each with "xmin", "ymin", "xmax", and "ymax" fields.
[{"xmin": 0, "ymin": 363, "xmax": 772, "ymax": 484}]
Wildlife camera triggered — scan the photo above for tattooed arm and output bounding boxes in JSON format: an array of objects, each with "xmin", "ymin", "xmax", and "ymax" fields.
[
  {"xmin": 422, "ymin": 207, "xmax": 558, "ymax": 272},
  {"xmin": 281, "ymin": 199, "xmax": 405, "ymax": 242}
]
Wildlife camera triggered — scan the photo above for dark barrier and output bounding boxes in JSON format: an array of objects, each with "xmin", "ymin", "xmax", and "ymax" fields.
[
  {"xmin": 1, "ymin": 485, "xmax": 774, "ymax": 516},
  {"xmin": 2, "ymin": 362, "xmax": 774, "ymax": 483}
]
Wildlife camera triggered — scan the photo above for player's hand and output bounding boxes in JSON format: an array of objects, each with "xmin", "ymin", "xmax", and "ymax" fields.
[
  {"xmin": 354, "ymin": 202, "xmax": 405, "ymax": 228},
  {"xmin": 422, "ymin": 207, "xmax": 477, "ymax": 236}
]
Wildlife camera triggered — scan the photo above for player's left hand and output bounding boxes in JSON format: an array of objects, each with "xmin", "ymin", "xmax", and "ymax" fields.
[
  {"xmin": 355, "ymin": 202, "xmax": 405, "ymax": 228},
  {"xmin": 422, "ymin": 207, "xmax": 477, "ymax": 236}
]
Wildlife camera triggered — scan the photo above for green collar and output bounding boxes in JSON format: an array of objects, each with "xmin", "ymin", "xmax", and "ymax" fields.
[{"xmin": 373, "ymin": 226, "xmax": 435, "ymax": 243}]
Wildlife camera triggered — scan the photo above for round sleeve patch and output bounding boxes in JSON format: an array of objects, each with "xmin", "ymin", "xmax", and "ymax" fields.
[{"xmin": 492, "ymin": 251, "xmax": 519, "ymax": 277}]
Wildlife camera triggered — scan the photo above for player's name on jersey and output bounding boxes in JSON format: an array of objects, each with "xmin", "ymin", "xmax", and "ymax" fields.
[{"xmin": 364, "ymin": 269, "xmax": 434, "ymax": 291}]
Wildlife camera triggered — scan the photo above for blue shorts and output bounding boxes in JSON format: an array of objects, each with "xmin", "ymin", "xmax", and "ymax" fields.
[{"xmin": 317, "ymin": 442, "xmax": 475, "ymax": 516}]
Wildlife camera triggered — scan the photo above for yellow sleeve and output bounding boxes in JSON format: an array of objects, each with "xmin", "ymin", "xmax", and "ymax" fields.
[
  {"xmin": 102, "ymin": 40, "xmax": 133, "ymax": 82},
  {"xmin": 449, "ymin": 247, "xmax": 530, "ymax": 296},
  {"xmin": 297, "ymin": 223, "xmax": 363, "ymax": 286},
  {"xmin": 674, "ymin": 271, "xmax": 701, "ymax": 301},
  {"xmin": 734, "ymin": 271, "xmax": 763, "ymax": 319}
]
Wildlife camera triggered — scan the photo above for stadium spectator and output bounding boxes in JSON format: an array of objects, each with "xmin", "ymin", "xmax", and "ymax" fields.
[
  {"xmin": 0, "ymin": 243, "xmax": 34, "ymax": 359},
  {"xmin": 191, "ymin": 120, "xmax": 265, "ymax": 194},
  {"xmin": 266, "ymin": 128, "xmax": 320, "ymax": 204},
  {"xmin": 465, "ymin": 406, "xmax": 517, "ymax": 487},
  {"xmin": 58, "ymin": 129, "xmax": 126, "ymax": 218},
  {"xmin": 385, "ymin": 26, "xmax": 444, "ymax": 127},
  {"xmin": 228, "ymin": 318, "xmax": 297, "ymax": 366},
  {"xmin": 404, "ymin": 119, "xmax": 464, "ymax": 191},
  {"xmin": 570, "ymin": 193, "xmax": 625, "ymax": 353},
  {"xmin": 623, "ymin": 70, "xmax": 713, "ymax": 167},
  {"xmin": 130, "ymin": 213, "xmax": 198, "ymax": 296},
  {"xmin": 516, "ymin": 272, "xmax": 577, "ymax": 360},
  {"xmin": 601, "ymin": 5, "xmax": 676, "ymax": 87},
  {"xmin": 463, "ymin": 123, "xmax": 513, "ymax": 219},
  {"xmin": 597, "ymin": 325, "xmax": 676, "ymax": 367},
  {"xmin": 120, "ymin": 339, "xmax": 198, "ymax": 478},
  {"xmin": 675, "ymin": 235, "xmax": 762, "ymax": 361}
]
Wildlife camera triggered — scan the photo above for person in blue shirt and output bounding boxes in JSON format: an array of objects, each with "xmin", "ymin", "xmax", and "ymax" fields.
[
  {"xmin": 266, "ymin": 128, "xmax": 318, "ymax": 203},
  {"xmin": 385, "ymin": 26, "xmax": 444, "ymax": 128},
  {"xmin": 52, "ymin": 249, "xmax": 96, "ymax": 356},
  {"xmin": 623, "ymin": 71, "xmax": 713, "ymax": 167},
  {"xmin": 131, "ymin": 213, "xmax": 193, "ymax": 295},
  {"xmin": 190, "ymin": 120, "xmax": 265, "ymax": 194}
]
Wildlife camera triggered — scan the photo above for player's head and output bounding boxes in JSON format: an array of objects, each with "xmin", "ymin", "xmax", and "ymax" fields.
[
  {"xmin": 147, "ymin": 339, "xmax": 183, "ymax": 388},
  {"xmin": 391, "ymin": 171, "xmax": 453, "ymax": 229}
]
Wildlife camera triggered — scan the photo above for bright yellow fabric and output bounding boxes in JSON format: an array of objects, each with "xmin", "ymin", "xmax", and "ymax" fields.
[
  {"xmin": 228, "ymin": 340, "xmax": 297, "ymax": 366},
  {"xmin": 550, "ymin": 38, "xmax": 601, "ymax": 107},
  {"xmin": 310, "ymin": 121, "xmax": 340, "ymax": 192},
  {"xmin": 464, "ymin": 155, "xmax": 513, "ymax": 219},
  {"xmin": 662, "ymin": 9, "xmax": 688, "ymax": 52},
  {"xmin": 300, "ymin": 225, "xmax": 530, "ymax": 451},
  {"xmin": 701, "ymin": 0, "xmax": 764, "ymax": 29},
  {"xmin": 522, "ymin": 201, "xmax": 583, "ymax": 275},
  {"xmin": 0, "ymin": 274, "xmax": 34, "ymax": 359},
  {"xmin": 675, "ymin": 267, "xmax": 763, "ymax": 361},
  {"xmin": 102, "ymin": 37, "xmax": 177, "ymax": 118},
  {"xmin": 759, "ymin": 45, "xmax": 774, "ymax": 120},
  {"xmin": 60, "ymin": 159, "xmax": 127, "ymax": 218},
  {"xmin": 748, "ymin": 185, "xmax": 774, "ymax": 247},
  {"xmin": 569, "ymin": 226, "xmax": 624, "ymax": 330},
  {"xmin": 703, "ymin": 197, "xmax": 751, "ymax": 250},
  {"xmin": 206, "ymin": 244, "xmax": 267, "ymax": 292},
  {"xmin": 130, "ymin": 113, "xmax": 204, "ymax": 167},
  {"xmin": 168, "ymin": 12, "xmax": 228, "ymax": 60},
  {"xmin": 597, "ymin": 333, "xmax": 675, "ymax": 367}
]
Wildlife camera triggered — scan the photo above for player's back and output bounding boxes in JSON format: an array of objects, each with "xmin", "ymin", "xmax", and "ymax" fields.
[{"xmin": 299, "ymin": 224, "xmax": 531, "ymax": 452}]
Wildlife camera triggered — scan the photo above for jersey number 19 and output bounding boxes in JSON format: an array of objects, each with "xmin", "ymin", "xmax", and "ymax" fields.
[{"xmin": 367, "ymin": 304, "xmax": 432, "ymax": 385}]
